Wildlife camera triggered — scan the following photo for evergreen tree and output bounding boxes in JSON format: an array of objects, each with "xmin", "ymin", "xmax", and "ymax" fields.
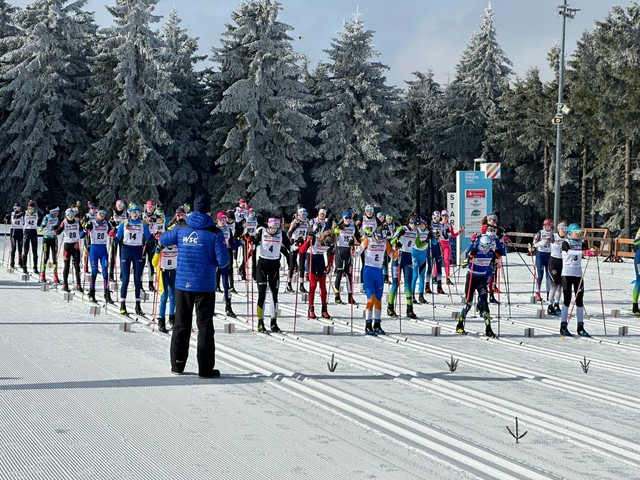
[
  {"xmin": 83, "ymin": 0, "xmax": 178, "ymax": 205},
  {"xmin": 159, "ymin": 9, "xmax": 208, "ymax": 207},
  {"xmin": 311, "ymin": 12, "xmax": 406, "ymax": 216},
  {"xmin": 437, "ymin": 4, "xmax": 512, "ymax": 194},
  {"xmin": 209, "ymin": 0, "xmax": 315, "ymax": 216},
  {"xmin": 0, "ymin": 0, "xmax": 94, "ymax": 211}
]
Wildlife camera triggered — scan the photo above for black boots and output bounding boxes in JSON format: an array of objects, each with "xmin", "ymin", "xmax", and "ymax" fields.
[
  {"xmin": 406, "ymin": 304, "xmax": 417, "ymax": 319},
  {"xmin": 157, "ymin": 317, "xmax": 168, "ymax": 333},
  {"xmin": 225, "ymin": 299, "xmax": 236, "ymax": 318}
]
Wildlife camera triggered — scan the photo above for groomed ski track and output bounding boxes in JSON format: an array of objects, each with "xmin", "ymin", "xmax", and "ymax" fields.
[{"xmin": 0, "ymin": 252, "xmax": 639, "ymax": 479}]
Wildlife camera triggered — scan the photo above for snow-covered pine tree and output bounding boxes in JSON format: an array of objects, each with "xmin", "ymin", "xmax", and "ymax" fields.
[
  {"xmin": 0, "ymin": 0, "xmax": 94, "ymax": 211},
  {"xmin": 159, "ymin": 9, "xmax": 208, "ymax": 207},
  {"xmin": 438, "ymin": 4, "xmax": 512, "ymax": 194},
  {"xmin": 83, "ymin": 0, "xmax": 178, "ymax": 206},
  {"xmin": 394, "ymin": 70, "xmax": 442, "ymax": 215},
  {"xmin": 311, "ymin": 11, "xmax": 406, "ymax": 216},
  {"xmin": 209, "ymin": 0, "xmax": 315, "ymax": 216}
]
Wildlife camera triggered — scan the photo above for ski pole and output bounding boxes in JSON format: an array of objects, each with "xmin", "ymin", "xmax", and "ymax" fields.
[
  {"xmin": 397, "ymin": 260, "xmax": 402, "ymax": 334},
  {"xmin": 501, "ymin": 255, "xmax": 512, "ymax": 319},
  {"xmin": 1, "ymin": 218, "xmax": 7, "ymax": 267},
  {"xmin": 595, "ymin": 249, "xmax": 607, "ymax": 336},
  {"xmin": 151, "ymin": 251, "xmax": 161, "ymax": 330},
  {"xmin": 349, "ymin": 259, "xmax": 354, "ymax": 335},
  {"xmin": 496, "ymin": 258, "xmax": 501, "ymax": 337},
  {"xmin": 462, "ymin": 260, "xmax": 475, "ymax": 328}
]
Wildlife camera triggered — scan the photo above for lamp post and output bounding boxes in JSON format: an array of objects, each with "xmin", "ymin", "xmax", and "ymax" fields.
[{"xmin": 553, "ymin": 1, "xmax": 579, "ymax": 226}]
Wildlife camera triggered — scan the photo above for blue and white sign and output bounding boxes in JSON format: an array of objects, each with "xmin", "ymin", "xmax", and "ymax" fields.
[{"xmin": 456, "ymin": 170, "xmax": 493, "ymax": 262}]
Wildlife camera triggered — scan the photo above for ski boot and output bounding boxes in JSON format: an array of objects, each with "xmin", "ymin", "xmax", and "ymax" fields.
[
  {"xmin": 446, "ymin": 276, "xmax": 453, "ymax": 285},
  {"xmin": 148, "ymin": 281, "xmax": 155, "ymax": 292},
  {"xmin": 75, "ymin": 284, "xmax": 83, "ymax": 293},
  {"xmin": 22, "ymin": 264, "xmax": 28, "ymax": 274},
  {"xmin": 406, "ymin": 304, "xmax": 418, "ymax": 319},
  {"xmin": 547, "ymin": 304, "xmax": 556, "ymax": 316},
  {"xmin": 216, "ymin": 285, "xmax": 223, "ymax": 294},
  {"xmin": 308, "ymin": 306, "xmax": 317, "ymax": 319},
  {"xmin": 437, "ymin": 282, "xmax": 445, "ymax": 294},
  {"xmin": 489, "ymin": 293, "xmax": 500, "ymax": 304},
  {"xmin": 168, "ymin": 314, "xmax": 175, "ymax": 328},
  {"xmin": 157, "ymin": 317, "xmax": 168, "ymax": 333},
  {"xmin": 104, "ymin": 289, "xmax": 114, "ymax": 304},
  {"xmin": 299, "ymin": 283, "xmax": 307, "ymax": 294},
  {"xmin": 559, "ymin": 322, "xmax": 572, "ymax": 336},
  {"xmin": 347, "ymin": 294, "xmax": 357, "ymax": 305},
  {"xmin": 33, "ymin": 266, "xmax": 39, "ymax": 274},
  {"xmin": 257, "ymin": 319, "xmax": 266, "ymax": 333},
  {"xmin": 412, "ymin": 295, "xmax": 419, "ymax": 305},
  {"xmin": 456, "ymin": 318, "xmax": 466, "ymax": 335},
  {"xmin": 387, "ymin": 304, "xmax": 397, "ymax": 317},
  {"xmin": 135, "ymin": 301, "xmax": 144, "ymax": 316},
  {"xmin": 39, "ymin": 271, "xmax": 46, "ymax": 282},
  {"xmin": 285, "ymin": 283, "xmax": 294, "ymax": 293},
  {"xmin": 109, "ymin": 271, "xmax": 115, "ymax": 283},
  {"xmin": 535, "ymin": 291, "xmax": 543, "ymax": 303},
  {"xmin": 270, "ymin": 318, "xmax": 281, "ymax": 333},
  {"xmin": 553, "ymin": 302, "xmax": 561, "ymax": 315},
  {"xmin": 424, "ymin": 284, "xmax": 432, "ymax": 294},
  {"xmin": 577, "ymin": 323, "xmax": 590, "ymax": 337},
  {"xmin": 418, "ymin": 293, "xmax": 427, "ymax": 304},
  {"xmin": 120, "ymin": 302, "xmax": 128, "ymax": 315},
  {"xmin": 633, "ymin": 303, "xmax": 640, "ymax": 317},
  {"xmin": 321, "ymin": 305, "xmax": 331, "ymax": 319},
  {"xmin": 485, "ymin": 324, "xmax": 497, "ymax": 338},
  {"xmin": 383, "ymin": 274, "xmax": 389, "ymax": 284},
  {"xmin": 229, "ymin": 286, "xmax": 238, "ymax": 294},
  {"xmin": 225, "ymin": 300, "xmax": 236, "ymax": 318},
  {"xmin": 62, "ymin": 283, "xmax": 70, "ymax": 292},
  {"xmin": 334, "ymin": 291, "xmax": 343, "ymax": 304},
  {"xmin": 53, "ymin": 271, "xmax": 60, "ymax": 284},
  {"xmin": 88, "ymin": 289, "xmax": 96, "ymax": 303},
  {"xmin": 373, "ymin": 321, "xmax": 386, "ymax": 335},
  {"xmin": 365, "ymin": 321, "xmax": 376, "ymax": 335}
]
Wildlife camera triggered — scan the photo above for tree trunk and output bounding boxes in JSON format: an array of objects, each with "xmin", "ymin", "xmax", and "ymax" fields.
[
  {"xmin": 624, "ymin": 139, "xmax": 632, "ymax": 238},
  {"xmin": 591, "ymin": 177, "xmax": 597, "ymax": 229},
  {"xmin": 543, "ymin": 143, "xmax": 549, "ymax": 218},
  {"xmin": 581, "ymin": 145, "xmax": 587, "ymax": 228},
  {"xmin": 415, "ymin": 155, "xmax": 421, "ymax": 215}
]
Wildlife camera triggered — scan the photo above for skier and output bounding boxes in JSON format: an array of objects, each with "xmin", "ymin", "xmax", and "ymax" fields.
[
  {"xmin": 8, "ymin": 204, "xmax": 24, "ymax": 269},
  {"xmin": 382, "ymin": 213, "xmax": 396, "ymax": 283},
  {"xmin": 358, "ymin": 205, "xmax": 378, "ymax": 288},
  {"xmin": 299, "ymin": 229, "xmax": 336, "ymax": 319},
  {"xmin": 560, "ymin": 223, "xmax": 595, "ymax": 336},
  {"xmin": 84, "ymin": 206, "xmax": 113, "ymax": 304},
  {"xmin": 439, "ymin": 210, "xmax": 463, "ymax": 285},
  {"xmin": 480, "ymin": 213, "xmax": 507, "ymax": 303},
  {"xmin": 388, "ymin": 216, "xmax": 427, "ymax": 319},
  {"xmin": 252, "ymin": 217, "xmax": 291, "ymax": 332},
  {"xmin": 456, "ymin": 234, "xmax": 501, "ymax": 337},
  {"xmin": 108, "ymin": 199, "xmax": 127, "ymax": 281},
  {"xmin": 353, "ymin": 225, "xmax": 393, "ymax": 335},
  {"xmin": 111, "ymin": 203, "xmax": 151, "ymax": 316},
  {"xmin": 142, "ymin": 200, "xmax": 158, "ymax": 292},
  {"xmin": 57, "ymin": 208, "xmax": 84, "ymax": 292},
  {"xmin": 547, "ymin": 221, "xmax": 568, "ymax": 315},
  {"xmin": 411, "ymin": 216, "xmax": 430, "ymax": 304},
  {"xmin": 168, "ymin": 206, "xmax": 187, "ymax": 229},
  {"xmin": 39, "ymin": 206, "xmax": 60, "ymax": 283},
  {"xmin": 333, "ymin": 210, "xmax": 360, "ymax": 305},
  {"xmin": 214, "ymin": 211, "xmax": 238, "ymax": 317},
  {"xmin": 426, "ymin": 211, "xmax": 445, "ymax": 295},
  {"xmin": 239, "ymin": 208, "xmax": 258, "ymax": 281},
  {"xmin": 530, "ymin": 219, "xmax": 554, "ymax": 302},
  {"xmin": 21, "ymin": 200, "xmax": 39, "ymax": 274},
  {"xmin": 633, "ymin": 225, "xmax": 640, "ymax": 316},
  {"xmin": 152, "ymin": 241, "xmax": 177, "ymax": 333},
  {"xmin": 286, "ymin": 207, "xmax": 310, "ymax": 293}
]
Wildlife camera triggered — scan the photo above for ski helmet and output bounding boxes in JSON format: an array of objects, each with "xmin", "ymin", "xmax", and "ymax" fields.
[
  {"xmin": 65, "ymin": 208, "xmax": 75, "ymax": 218},
  {"xmin": 543, "ymin": 219, "xmax": 553, "ymax": 227},
  {"xmin": 267, "ymin": 217, "xmax": 281, "ymax": 233},
  {"xmin": 385, "ymin": 214, "xmax": 393, "ymax": 221},
  {"xmin": 567, "ymin": 223, "xmax": 582, "ymax": 236},
  {"xmin": 479, "ymin": 235, "xmax": 493, "ymax": 254},
  {"xmin": 128, "ymin": 203, "xmax": 141, "ymax": 214}
]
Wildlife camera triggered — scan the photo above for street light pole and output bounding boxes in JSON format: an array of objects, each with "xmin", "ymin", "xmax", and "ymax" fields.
[{"xmin": 553, "ymin": 1, "xmax": 579, "ymax": 226}]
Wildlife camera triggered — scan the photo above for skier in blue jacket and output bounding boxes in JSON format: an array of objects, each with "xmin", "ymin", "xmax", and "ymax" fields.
[{"xmin": 159, "ymin": 195, "xmax": 229, "ymax": 378}]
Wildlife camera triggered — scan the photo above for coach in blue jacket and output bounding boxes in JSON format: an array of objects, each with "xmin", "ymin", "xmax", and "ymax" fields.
[{"xmin": 159, "ymin": 195, "xmax": 230, "ymax": 377}]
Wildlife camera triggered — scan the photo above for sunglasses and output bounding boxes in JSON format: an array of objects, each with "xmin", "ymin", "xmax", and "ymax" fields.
[{"xmin": 97, "ymin": 211, "xmax": 107, "ymax": 216}]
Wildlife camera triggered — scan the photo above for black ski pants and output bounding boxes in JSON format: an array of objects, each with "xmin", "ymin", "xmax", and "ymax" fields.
[{"xmin": 170, "ymin": 289, "xmax": 216, "ymax": 376}]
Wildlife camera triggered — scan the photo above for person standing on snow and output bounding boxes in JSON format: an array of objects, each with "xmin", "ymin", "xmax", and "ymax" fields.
[{"xmin": 159, "ymin": 195, "xmax": 229, "ymax": 377}]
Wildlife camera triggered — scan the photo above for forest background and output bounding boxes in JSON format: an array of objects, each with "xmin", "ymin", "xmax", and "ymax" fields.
[{"xmin": 0, "ymin": 0, "xmax": 637, "ymax": 236}]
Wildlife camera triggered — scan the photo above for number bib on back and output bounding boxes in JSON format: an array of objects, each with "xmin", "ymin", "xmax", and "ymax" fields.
[{"xmin": 160, "ymin": 247, "xmax": 178, "ymax": 270}]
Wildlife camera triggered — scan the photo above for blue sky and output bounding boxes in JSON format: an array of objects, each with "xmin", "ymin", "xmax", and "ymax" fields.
[{"xmin": 12, "ymin": 0, "xmax": 626, "ymax": 87}]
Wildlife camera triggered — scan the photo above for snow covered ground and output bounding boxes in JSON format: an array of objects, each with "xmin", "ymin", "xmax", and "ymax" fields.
[{"xmin": 1, "ymin": 231, "xmax": 639, "ymax": 479}]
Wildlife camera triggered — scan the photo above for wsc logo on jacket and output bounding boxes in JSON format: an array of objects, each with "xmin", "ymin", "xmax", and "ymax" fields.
[{"xmin": 182, "ymin": 231, "xmax": 202, "ymax": 247}]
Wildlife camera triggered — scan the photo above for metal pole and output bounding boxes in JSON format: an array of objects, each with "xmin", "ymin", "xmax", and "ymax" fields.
[{"xmin": 553, "ymin": 1, "xmax": 579, "ymax": 225}]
